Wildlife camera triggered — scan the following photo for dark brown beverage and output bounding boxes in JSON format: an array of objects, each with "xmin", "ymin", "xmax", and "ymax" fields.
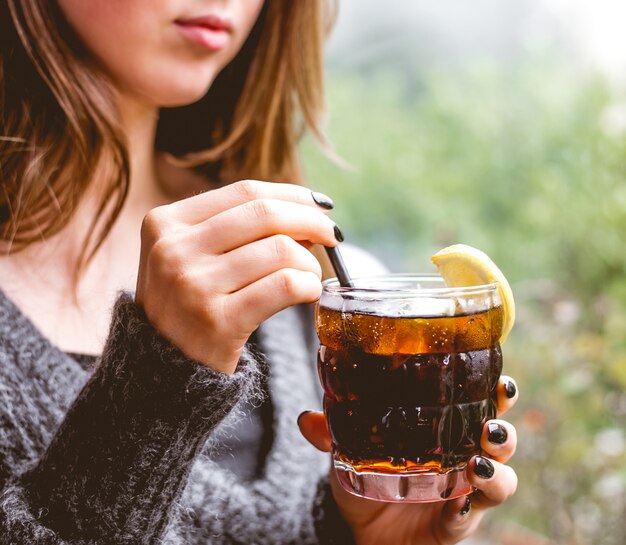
[
  {"xmin": 316, "ymin": 306, "xmax": 503, "ymax": 476},
  {"xmin": 315, "ymin": 276, "xmax": 504, "ymax": 502}
]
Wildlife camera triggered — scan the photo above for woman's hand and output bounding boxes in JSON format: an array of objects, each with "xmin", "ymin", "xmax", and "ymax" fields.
[
  {"xmin": 299, "ymin": 376, "xmax": 519, "ymax": 545},
  {"xmin": 135, "ymin": 180, "xmax": 338, "ymax": 373}
]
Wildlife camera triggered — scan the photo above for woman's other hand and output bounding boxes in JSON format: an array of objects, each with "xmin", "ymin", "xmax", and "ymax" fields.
[
  {"xmin": 136, "ymin": 180, "xmax": 338, "ymax": 373},
  {"xmin": 298, "ymin": 376, "xmax": 519, "ymax": 545}
]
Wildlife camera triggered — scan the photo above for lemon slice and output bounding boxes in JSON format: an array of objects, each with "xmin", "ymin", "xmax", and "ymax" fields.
[{"xmin": 431, "ymin": 244, "xmax": 515, "ymax": 343}]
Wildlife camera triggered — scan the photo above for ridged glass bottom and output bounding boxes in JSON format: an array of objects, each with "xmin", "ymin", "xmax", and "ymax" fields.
[{"xmin": 334, "ymin": 459, "xmax": 472, "ymax": 503}]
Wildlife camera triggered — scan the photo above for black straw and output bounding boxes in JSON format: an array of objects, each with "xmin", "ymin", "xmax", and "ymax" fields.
[{"xmin": 324, "ymin": 246, "xmax": 354, "ymax": 287}]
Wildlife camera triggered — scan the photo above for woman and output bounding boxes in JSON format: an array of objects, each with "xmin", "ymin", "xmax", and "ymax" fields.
[{"xmin": 0, "ymin": 1, "xmax": 518, "ymax": 543}]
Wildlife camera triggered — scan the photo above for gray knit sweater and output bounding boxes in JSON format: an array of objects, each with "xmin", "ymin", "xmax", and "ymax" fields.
[{"xmin": 0, "ymin": 290, "xmax": 354, "ymax": 544}]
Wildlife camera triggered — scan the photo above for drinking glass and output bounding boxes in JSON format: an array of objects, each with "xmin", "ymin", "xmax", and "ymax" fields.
[{"xmin": 315, "ymin": 274, "xmax": 503, "ymax": 502}]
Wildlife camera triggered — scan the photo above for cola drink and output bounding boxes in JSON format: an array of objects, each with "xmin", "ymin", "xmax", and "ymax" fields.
[{"xmin": 316, "ymin": 275, "xmax": 503, "ymax": 502}]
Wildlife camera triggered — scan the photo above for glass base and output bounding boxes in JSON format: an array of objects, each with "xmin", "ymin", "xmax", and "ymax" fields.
[{"xmin": 334, "ymin": 461, "xmax": 472, "ymax": 503}]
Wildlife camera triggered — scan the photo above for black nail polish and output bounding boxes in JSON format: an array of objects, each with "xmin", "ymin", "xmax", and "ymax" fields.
[
  {"xmin": 487, "ymin": 422, "xmax": 508, "ymax": 445},
  {"xmin": 459, "ymin": 496, "xmax": 471, "ymax": 516},
  {"xmin": 297, "ymin": 410, "xmax": 311, "ymax": 426},
  {"xmin": 311, "ymin": 191, "xmax": 334, "ymax": 210},
  {"xmin": 474, "ymin": 456, "xmax": 495, "ymax": 479},
  {"xmin": 505, "ymin": 380, "xmax": 517, "ymax": 399},
  {"xmin": 333, "ymin": 224, "xmax": 344, "ymax": 242}
]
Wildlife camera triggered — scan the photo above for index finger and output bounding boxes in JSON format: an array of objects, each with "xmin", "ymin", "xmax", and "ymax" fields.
[{"xmin": 168, "ymin": 179, "xmax": 332, "ymax": 225}]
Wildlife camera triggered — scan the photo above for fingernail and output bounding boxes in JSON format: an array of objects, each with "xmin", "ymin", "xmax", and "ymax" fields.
[
  {"xmin": 311, "ymin": 191, "xmax": 334, "ymax": 210},
  {"xmin": 333, "ymin": 224, "xmax": 344, "ymax": 242},
  {"xmin": 505, "ymin": 380, "xmax": 517, "ymax": 399},
  {"xmin": 297, "ymin": 410, "xmax": 311, "ymax": 426},
  {"xmin": 474, "ymin": 456, "xmax": 495, "ymax": 479},
  {"xmin": 487, "ymin": 422, "xmax": 508, "ymax": 445},
  {"xmin": 459, "ymin": 496, "xmax": 471, "ymax": 516}
]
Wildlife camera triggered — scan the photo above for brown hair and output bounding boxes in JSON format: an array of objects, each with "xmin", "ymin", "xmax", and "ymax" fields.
[{"xmin": 0, "ymin": 0, "xmax": 336, "ymax": 274}]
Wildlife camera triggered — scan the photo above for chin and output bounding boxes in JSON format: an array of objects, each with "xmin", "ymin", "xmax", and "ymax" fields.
[
  {"xmin": 125, "ymin": 64, "xmax": 218, "ymax": 109},
  {"xmin": 152, "ymin": 80, "xmax": 216, "ymax": 108}
]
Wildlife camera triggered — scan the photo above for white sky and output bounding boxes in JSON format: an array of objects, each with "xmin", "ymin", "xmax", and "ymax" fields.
[
  {"xmin": 328, "ymin": 0, "xmax": 626, "ymax": 83},
  {"xmin": 543, "ymin": 0, "xmax": 626, "ymax": 78}
]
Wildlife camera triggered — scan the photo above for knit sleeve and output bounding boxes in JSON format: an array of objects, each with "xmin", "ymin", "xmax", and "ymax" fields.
[{"xmin": 0, "ymin": 293, "xmax": 260, "ymax": 545}]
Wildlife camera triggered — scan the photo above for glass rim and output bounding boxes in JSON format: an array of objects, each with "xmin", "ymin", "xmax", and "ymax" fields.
[{"xmin": 321, "ymin": 273, "xmax": 499, "ymax": 298}]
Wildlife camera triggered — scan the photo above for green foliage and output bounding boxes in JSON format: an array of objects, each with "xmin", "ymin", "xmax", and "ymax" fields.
[{"xmin": 302, "ymin": 59, "xmax": 626, "ymax": 544}]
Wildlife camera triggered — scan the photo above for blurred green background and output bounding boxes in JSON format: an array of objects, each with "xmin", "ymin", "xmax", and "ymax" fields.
[{"xmin": 301, "ymin": 1, "xmax": 626, "ymax": 544}]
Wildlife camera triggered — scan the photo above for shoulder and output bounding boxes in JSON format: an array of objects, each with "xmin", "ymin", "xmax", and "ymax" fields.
[
  {"xmin": 339, "ymin": 243, "xmax": 388, "ymax": 277},
  {"xmin": 314, "ymin": 243, "xmax": 388, "ymax": 283}
]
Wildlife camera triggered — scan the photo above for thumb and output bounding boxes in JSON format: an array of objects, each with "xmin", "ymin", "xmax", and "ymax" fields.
[{"xmin": 297, "ymin": 410, "xmax": 332, "ymax": 452}]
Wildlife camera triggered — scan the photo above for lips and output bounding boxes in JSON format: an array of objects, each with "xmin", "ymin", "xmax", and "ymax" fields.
[{"xmin": 175, "ymin": 14, "xmax": 232, "ymax": 51}]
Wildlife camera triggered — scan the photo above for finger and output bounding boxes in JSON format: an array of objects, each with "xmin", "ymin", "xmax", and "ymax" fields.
[
  {"xmin": 297, "ymin": 410, "xmax": 332, "ymax": 452},
  {"xmin": 226, "ymin": 268, "xmax": 323, "ymax": 332},
  {"xmin": 215, "ymin": 235, "xmax": 322, "ymax": 293},
  {"xmin": 197, "ymin": 198, "xmax": 340, "ymax": 253},
  {"xmin": 480, "ymin": 419, "xmax": 517, "ymax": 464},
  {"xmin": 467, "ymin": 456, "xmax": 518, "ymax": 510},
  {"xmin": 495, "ymin": 375, "xmax": 519, "ymax": 417},
  {"xmin": 436, "ymin": 495, "xmax": 483, "ymax": 544},
  {"xmin": 167, "ymin": 179, "xmax": 334, "ymax": 224}
]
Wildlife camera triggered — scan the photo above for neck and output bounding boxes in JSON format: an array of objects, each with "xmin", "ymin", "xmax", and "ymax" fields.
[
  {"xmin": 116, "ymin": 96, "xmax": 162, "ymax": 210},
  {"xmin": 61, "ymin": 95, "xmax": 165, "ymax": 268}
]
